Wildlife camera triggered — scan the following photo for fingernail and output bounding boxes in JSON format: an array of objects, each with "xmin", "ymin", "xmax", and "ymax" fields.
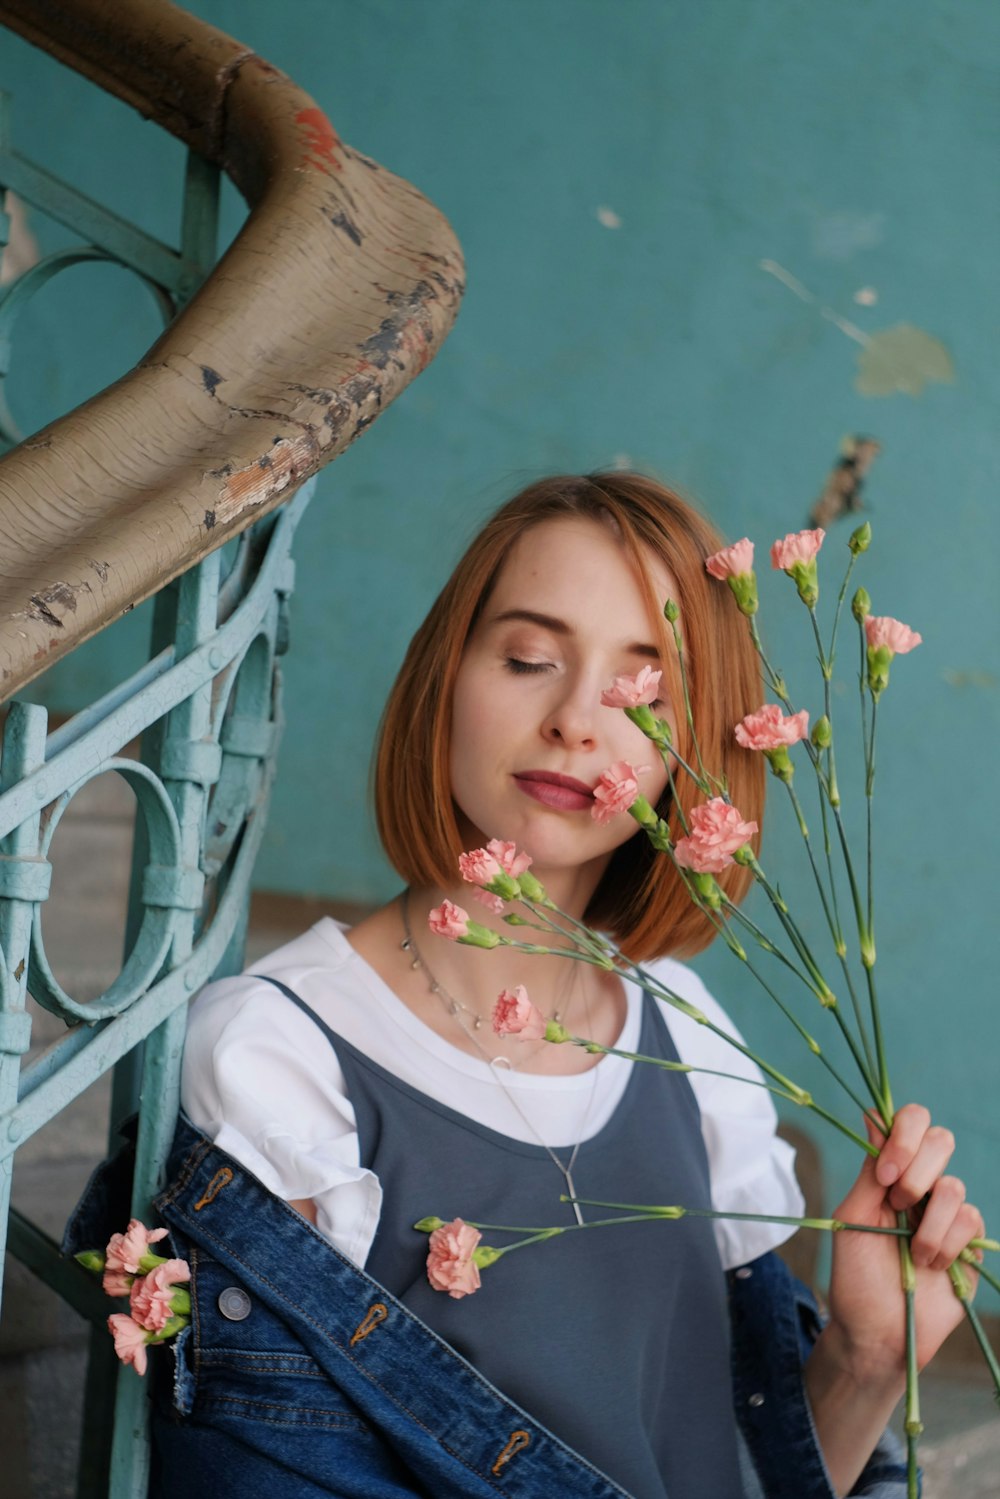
[{"xmin": 877, "ymin": 1162, "xmax": 899, "ymax": 1185}]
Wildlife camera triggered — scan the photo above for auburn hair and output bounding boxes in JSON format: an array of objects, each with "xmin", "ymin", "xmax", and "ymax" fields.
[{"xmin": 374, "ymin": 473, "xmax": 765, "ymax": 961}]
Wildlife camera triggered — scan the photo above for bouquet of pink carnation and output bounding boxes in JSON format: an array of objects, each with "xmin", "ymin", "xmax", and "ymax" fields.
[
  {"xmin": 75, "ymin": 1217, "xmax": 190, "ymax": 1376},
  {"xmin": 415, "ymin": 521, "xmax": 999, "ymax": 1495}
]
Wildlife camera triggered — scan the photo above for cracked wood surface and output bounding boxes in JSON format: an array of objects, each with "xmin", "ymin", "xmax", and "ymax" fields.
[{"xmin": 0, "ymin": 0, "xmax": 464, "ymax": 699}]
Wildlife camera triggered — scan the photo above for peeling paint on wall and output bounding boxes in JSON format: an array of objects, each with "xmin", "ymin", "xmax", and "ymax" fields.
[
  {"xmin": 810, "ymin": 210, "xmax": 886, "ymax": 260},
  {"xmin": 942, "ymin": 668, "xmax": 998, "ymax": 690},
  {"xmin": 854, "ymin": 324, "xmax": 955, "ymax": 397},
  {"xmin": 759, "ymin": 261, "xmax": 955, "ymax": 399},
  {"xmin": 809, "ymin": 436, "xmax": 880, "ymax": 529}
]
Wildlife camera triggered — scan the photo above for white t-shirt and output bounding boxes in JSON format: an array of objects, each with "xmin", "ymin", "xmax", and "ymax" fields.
[{"xmin": 181, "ymin": 918, "xmax": 804, "ymax": 1273}]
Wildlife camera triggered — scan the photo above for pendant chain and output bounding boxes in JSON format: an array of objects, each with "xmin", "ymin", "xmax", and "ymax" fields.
[{"xmin": 400, "ymin": 890, "xmax": 597, "ymax": 1226}]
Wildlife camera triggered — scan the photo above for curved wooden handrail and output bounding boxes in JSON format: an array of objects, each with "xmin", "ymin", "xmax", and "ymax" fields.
[{"xmin": 0, "ymin": 0, "xmax": 464, "ymax": 699}]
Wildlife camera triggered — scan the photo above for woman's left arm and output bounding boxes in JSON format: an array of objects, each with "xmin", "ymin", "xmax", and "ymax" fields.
[{"xmin": 804, "ymin": 1103, "xmax": 984, "ymax": 1497}]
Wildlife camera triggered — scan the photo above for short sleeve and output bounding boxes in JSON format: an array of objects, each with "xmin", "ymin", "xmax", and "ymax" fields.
[
  {"xmin": 646, "ymin": 959, "xmax": 805, "ymax": 1270},
  {"xmin": 181, "ymin": 974, "xmax": 382, "ymax": 1267}
]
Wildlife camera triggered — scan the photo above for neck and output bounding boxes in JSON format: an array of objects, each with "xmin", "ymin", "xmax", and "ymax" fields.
[{"xmin": 406, "ymin": 882, "xmax": 618, "ymax": 1041}]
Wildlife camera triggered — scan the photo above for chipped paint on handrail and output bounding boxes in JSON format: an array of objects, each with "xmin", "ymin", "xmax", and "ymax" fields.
[{"xmin": 0, "ymin": 0, "xmax": 464, "ymax": 700}]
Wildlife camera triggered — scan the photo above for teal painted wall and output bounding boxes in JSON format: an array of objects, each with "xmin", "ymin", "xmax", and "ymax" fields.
[{"xmin": 4, "ymin": 4, "xmax": 998, "ymax": 1235}]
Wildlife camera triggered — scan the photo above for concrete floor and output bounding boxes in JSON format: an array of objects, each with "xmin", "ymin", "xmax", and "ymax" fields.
[{"xmin": 2, "ymin": 774, "xmax": 998, "ymax": 1497}]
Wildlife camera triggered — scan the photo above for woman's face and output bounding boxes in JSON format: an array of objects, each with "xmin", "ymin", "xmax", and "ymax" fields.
[{"xmin": 449, "ymin": 517, "xmax": 676, "ymax": 891}]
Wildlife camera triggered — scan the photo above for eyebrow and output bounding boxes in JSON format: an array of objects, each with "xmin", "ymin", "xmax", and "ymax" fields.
[{"xmin": 489, "ymin": 608, "xmax": 661, "ymax": 660}]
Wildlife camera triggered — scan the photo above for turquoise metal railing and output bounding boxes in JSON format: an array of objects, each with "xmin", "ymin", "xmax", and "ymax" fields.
[
  {"xmin": 0, "ymin": 5, "xmax": 462, "ymax": 1494},
  {"xmin": 2, "ymin": 480, "xmax": 309, "ymax": 1496}
]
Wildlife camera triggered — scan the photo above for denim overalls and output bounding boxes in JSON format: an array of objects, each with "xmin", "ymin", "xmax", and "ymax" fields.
[{"xmin": 64, "ymin": 985, "xmax": 909, "ymax": 1498}]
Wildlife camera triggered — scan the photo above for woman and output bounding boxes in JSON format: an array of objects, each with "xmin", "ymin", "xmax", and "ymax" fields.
[{"xmin": 163, "ymin": 472, "xmax": 981, "ymax": 1498}]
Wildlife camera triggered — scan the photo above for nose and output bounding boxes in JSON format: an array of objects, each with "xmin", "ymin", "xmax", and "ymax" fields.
[{"xmin": 540, "ymin": 678, "xmax": 599, "ymax": 751}]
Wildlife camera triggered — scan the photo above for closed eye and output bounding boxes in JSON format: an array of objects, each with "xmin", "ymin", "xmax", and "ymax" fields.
[{"xmin": 504, "ymin": 657, "xmax": 553, "ymax": 675}]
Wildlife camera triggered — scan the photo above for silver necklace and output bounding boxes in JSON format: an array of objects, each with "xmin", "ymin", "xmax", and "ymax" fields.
[{"xmin": 400, "ymin": 890, "xmax": 597, "ymax": 1227}]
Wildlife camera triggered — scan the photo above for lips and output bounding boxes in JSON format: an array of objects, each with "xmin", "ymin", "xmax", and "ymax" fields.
[{"xmin": 513, "ymin": 770, "xmax": 595, "ymax": 812}]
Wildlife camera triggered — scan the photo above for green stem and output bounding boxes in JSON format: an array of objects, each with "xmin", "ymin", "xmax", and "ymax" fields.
[
  {"xmin": 828, "ymin": 552, "xmax": 858, "ymax": 669},
  {"xmin": 741, "ymin": 853, "xmax": 836, "ymax": 1005},
  {"xmin": 464, "ymin": 1206, "xmax": 919, "ymax": 1241},
  {"xmin": 628, "ymin": 965, "xmax": 878, "ymax": 1158},
  {"xmin": 668, "ymin": 615, "xmax": 714, "ymax": 791},
  {"xmin": 664, "ymin": 874, "xmax": 883, "ymax": 1134},
  {"xmin": 516, "ymin": 899, "xmax": 613, "ymax": 966},
  {"xmin": 817, "ymin": 784, "xmax": 846, "ymax": 953},
  {"xmin": 660, "ymin": 745, "xmax": 691, "ymax": 835},
  {"xmin": 866, "ymin": 695, "xmax": 878, "ymax": 946},
  {"xmin": 967, "ymin": 1256, "xmax": 1000, "ymax": 1298},
  {"xmin": 561, "ymin": 1199, "xmax": 921, "ymax": 1238},
  {"xmin": 717, "ymin": 895, "xmax": 818, "ymax": 990},
  {"xmin": 864, "ymin": 962, "xmax": 893, "ymax": 1122},
  {"xmin": 782, "ymin": 778, "xmax": 881, "ymax": 1093},
  {"xmin": 897, "ymin": 1211, "xmax": 922, "ymax": 1497},
  {"xmin": 736, "ymin": 940, "xmax": 883, "ymax": 1128},
  {"xmin": 748, "ymin": 617, "xmax": 793, "ymax": 707},
  {"xmin": 575, "ymin": 1036, "xmax": 873, "ymax": 1145},
  {"xmin": 948, "ymin": 1263, "xmax": 1000, "ymax": 1406}
]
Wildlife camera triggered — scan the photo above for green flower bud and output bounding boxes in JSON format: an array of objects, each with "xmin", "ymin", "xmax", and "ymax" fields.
[
  {"xmin": 627, "ymin": 794, "xmax": 660, "ymax": 831},
  {"xmin": 689, "ymin": 871, "xmax": 723, "ymax": 909},
  {"xmin": 458, "ymin": 921, "xmax": 502, "ymax": 950},
  {"xmin": 517, "ymin": 869, "xmax": 546, "ymax": 903},
  {"xmin": 810, "ymin": 715, "xmax": 832, "ymax": 749},
  {"xmin": 624, "ymin": 702, "xmax": 659, "ymax": 737},
  {"xmin": 726, "ymin": 572, "xmax": 759, "ymax": 617},
  {"xmin": 663, "ymin": 598, "xmax": 681, "ymax": 624},
  {"xmin": 866, "ymin": 644, "xmax": 892, "ymax": 699},
  {"xmin": 146, "ymin": 1314, "xmax": 189, "ymax": 1344},
  {"xmin": 732, "ymin": 844, "xmax": 756, "ymax": 868},
  {"xmin": 413, "ymin": 1216, "xmax": 446, "ymax": 1234},
  {"xmin": 74, "ymin": 1249, "xmax": 106, "ymax": 1274},
  {"xmin": 762, "ymin": 745, "xmax": 794, "ymax": 782},
  {"xmin": 849, "ymin": 521, "xmax": 872, "ymax": 555},
  {"xmin": 485, "ymin": 871, "xmax": 521, "ymax": 901},
  {"xmin": 170, "ymin": 1288, "xmax": 192, "ymax": 1318},
  {"xmin": 787, "ymin": 560, "xmax": 819, "ymax": 609},
  {"xmin": 473, "ymin": 1245, "xmax": 504, "ymax": 1269},
  {"xmin": 851, "ymin": 586, "xmax": 871, "ymax": 622}
]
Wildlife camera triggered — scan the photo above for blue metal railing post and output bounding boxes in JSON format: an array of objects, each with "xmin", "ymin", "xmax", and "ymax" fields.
[
  {"xmin": 0, "ymin": 701, "xmax": 48, "ymax": 1320},
  {"xmin": 109, "ymin": 551, "xmax": 223, "ymax": 1498}
]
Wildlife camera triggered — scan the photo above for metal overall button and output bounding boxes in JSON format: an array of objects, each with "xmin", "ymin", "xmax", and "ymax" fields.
[{"xmin": 218, "ymin": 1286, "xmax": 252, "ymax": 1321}]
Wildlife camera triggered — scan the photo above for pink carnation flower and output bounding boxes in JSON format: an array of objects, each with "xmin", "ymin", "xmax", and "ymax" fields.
[
  {"xmin": 105, "ymin": 1219, "xmax": 168, "ymax": 1276},
  {"xmin": 735, "ymin": 704, "xmax": 810, "ymax": 751},
  {"xmin": 770, "ymin": 529, "xmax": 825, "ymax": 571},
  {"xmin": 486, "ymin": 839, "xmax": 533, "ymax": 877},
  {"xmin": 864, "ymin": 616, "xmax": 922, "ymax": 655},
  {"xmin": 129, "ymin": 1259, "xmax": 190, "ymax": 1333},
  {"xmin": 600, "ymin": 665, "xmax": 663, "ymax": 709},
  {"xmin": 591, "ymin": 761, "xmax": 646, "ymax": 825},
  {"xmin": 129, "ymin": 1273, "xmax": 168, "ymax": 1333},
  {"xmin": 458, "ymin": 847, "xmax": 503, "ymax": 888},
  {"xmin": 492, "ymin": 985, "xmax": 547, "ymax": 1040},
  {"xmin": 428, "ymin": 900, "xmax": 470, "ymax": 940},
  {"xmin": 673, "ymin": 798, "xmax": 758, "ymax": 875},
  {"xmin": 471, "ymin": 889, "xmax": 505, "ymax": 915},
  {"xmin": 426, "ymin": 1218, "xmax": 482, "ymax": 1299},
  {"xmin": 102, "ymin": 1269, "xmax": 133, "ymax": 1298},
  {"xmin": 108, "ymin": 1313, "xmax": 150, "ymax": 1376},
  {"xmin": 705, "ymin": 538, "xmax": 754, "ymax": 580}
]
